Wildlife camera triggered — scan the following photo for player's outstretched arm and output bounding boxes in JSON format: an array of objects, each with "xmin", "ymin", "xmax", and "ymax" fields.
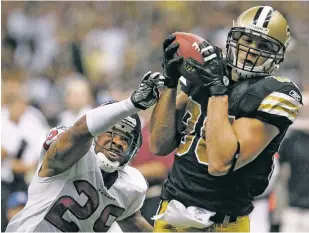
[
  {"xmin": 39, "ymin": 71, "xmax": 163, "ymax": 177},
  {"xmin": 149, "ymin": 89, "xmax": 187, "ymax": 155},
  {"xmin": 149, "ymin": 35, "xmax": 187, "ymax": 155},
  {"xmin": 117, "ymin": 210, "xmax": 153, "ymax": 232}
]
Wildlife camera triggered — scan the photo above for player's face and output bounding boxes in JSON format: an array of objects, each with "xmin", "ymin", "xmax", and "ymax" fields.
[
  {"xmin": 237, "ymin": 34, "xmax": 278, "ymax": 67},
  {"xmin": 94, "ymin": 128, "xmax": 130, "ymax": 165}
]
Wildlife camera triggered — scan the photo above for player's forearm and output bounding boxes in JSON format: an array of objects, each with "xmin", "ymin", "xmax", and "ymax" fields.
[
  {"xmin": 206, "ymin": 96, "xmax": 238, "ymax": 176},
  {"xmin": 68, "ymin": 99, "xmax": 141, "ymax": 158},
  {"xmin": 64, "ymin": 98, "xmax": 140, "ymax": 141},
  {"xmin": 149, "ymin": 87, "xmax": 178, "ymax": 155},
  {"xmin": 43, "ymin": 99, "xmax": 141, "ymax": 175},
  {"xmin": 64, "ymin": 99, "xmax": 141, "ymax": 150},
  {"xmin": 86, "ymin": 98, "xmax": 140, "ymax": 136},
  {"xmin": 118, "ymin": 211, "xmax": 153, "ymax": 232}
]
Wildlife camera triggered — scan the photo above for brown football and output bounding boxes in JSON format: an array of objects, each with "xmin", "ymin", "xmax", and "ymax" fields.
[{"xmin": 172, "ymin": 32, "xmax": 205, "ymax": 64}]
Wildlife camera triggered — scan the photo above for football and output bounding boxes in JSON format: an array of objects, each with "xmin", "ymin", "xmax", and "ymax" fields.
[{"xmin": 172, "ymin": 32, "xmax": 205, "ymax": 64}]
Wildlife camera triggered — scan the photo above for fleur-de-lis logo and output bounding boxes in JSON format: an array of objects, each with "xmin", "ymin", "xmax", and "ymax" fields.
[{"xmin": 286, "ymin": 26, "xmax": 291, "ymax": 38}]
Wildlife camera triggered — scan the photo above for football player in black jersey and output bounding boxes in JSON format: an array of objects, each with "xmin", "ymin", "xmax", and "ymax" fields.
[{"xmin": 150, "ymin": 6, "xmax": 303, "ymax": 232}]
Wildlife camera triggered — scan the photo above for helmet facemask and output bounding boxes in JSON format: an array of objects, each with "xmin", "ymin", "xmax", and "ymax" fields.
[
  {"xmin": 226, "ymin": 28, "xmax": 285, "ymax": 79},
  {"xmin": 94, "ymin": 115, "xmax": 142, "ymax": 172}
]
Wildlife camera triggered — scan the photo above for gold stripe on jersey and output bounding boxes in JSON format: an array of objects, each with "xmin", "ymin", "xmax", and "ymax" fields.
[
  {"xmin": 266, "ymin": 96, "xmax": 300, "ymax": 109},
  {"xmin": 267, "ymin": 92, "xmax": 302, "ymax": 108},
  {"xmin": 258, "ymin": 91, "xmax": 302, "ymax": 122},
  {"xmin": 259, "ymin": 104, "xmax": 297, "ymax": 120}
]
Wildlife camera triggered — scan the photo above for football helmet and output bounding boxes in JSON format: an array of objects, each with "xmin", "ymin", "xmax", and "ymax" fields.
[
  {"xmin": 226, "ymin": 6, "xmax": 291, "ymax": 79},
  {"xmin": 94, "ymin": 101, "xmax": 142, "ymax": 173}
]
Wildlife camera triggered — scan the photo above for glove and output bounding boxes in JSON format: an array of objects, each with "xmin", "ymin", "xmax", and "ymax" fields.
[
  {"xmin": 181, "ymin": 40, "xmax": 229, "ymax": 96},
  {"xmin": 162, "ymin": 35, "xmax": 184, "ymax": 88},
  {"xmin": 130, "ymin": 71, "xmax": 164, "ymax": 110}
]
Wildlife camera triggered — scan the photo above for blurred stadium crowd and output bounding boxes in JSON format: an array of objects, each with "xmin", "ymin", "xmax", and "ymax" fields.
[{"xmin": 1, "ymin": 1, "xmax": 309, "ymax": 232}]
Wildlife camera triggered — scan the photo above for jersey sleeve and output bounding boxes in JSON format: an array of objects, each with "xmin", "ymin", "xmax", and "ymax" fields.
[
  {"xmin": 239, "ymin": 77, "xmax": 303, "ymax": 132},
  {"xmin": 117, "ymin": 187, "xmax": 146, "ymax": 221},
  {"xmin": 117, "ymin": 167, "xmax": 148, "ymax": 221},
  {"xmin": 255, "ymin": 84, "xmax": 303, "ymax": 130}
]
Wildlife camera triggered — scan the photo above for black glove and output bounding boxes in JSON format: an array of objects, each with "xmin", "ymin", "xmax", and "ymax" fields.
[
  {"xmin": 162, "ymin": 35, "xmax": 184, "ymax": 88},
  {"xmin": 131, "ymin": 71, "xmax": 164, "ymax": 110},
  {"xmin": 181, "ymin": 40, "xmax": 229, "ymax": 96}
]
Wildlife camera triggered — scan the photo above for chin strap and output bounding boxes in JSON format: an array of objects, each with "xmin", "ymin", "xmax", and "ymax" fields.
[
  {"xmin": 96, "ymin": 152, "xmax": 120, "ymax": 173},
  {"xmin": 227, "ymin": 141, "xmax": 240, "ymax": 175}
]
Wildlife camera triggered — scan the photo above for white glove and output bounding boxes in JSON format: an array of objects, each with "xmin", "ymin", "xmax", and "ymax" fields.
[{"xmin": 130, "ymin": 71, "xmax": 164, "ymax": 110}]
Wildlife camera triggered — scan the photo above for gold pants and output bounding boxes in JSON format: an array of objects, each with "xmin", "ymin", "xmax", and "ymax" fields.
[{"xmin": 153, "ymin": 200, "xmax": 250, "ymax": 232}]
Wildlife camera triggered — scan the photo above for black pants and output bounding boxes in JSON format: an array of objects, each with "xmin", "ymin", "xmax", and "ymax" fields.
[{"xmin": 141, "ymin": 195, "xmax": 162, "ymax": 226}]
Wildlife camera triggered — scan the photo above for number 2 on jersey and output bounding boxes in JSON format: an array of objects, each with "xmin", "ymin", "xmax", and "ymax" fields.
[{"xmin": 44, "ymin": 180, "xmax": 124, "ymax": 232}]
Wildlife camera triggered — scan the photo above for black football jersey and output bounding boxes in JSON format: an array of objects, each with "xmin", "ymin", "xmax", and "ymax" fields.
[{"xmin": 161, "ymin": 76, "xmax": 303, "ymax": 216}]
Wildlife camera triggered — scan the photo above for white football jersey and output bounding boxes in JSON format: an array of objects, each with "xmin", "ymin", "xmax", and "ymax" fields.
[{"xmin": 6, "ymin": 147, "xmax": 147, "ymax": 232}]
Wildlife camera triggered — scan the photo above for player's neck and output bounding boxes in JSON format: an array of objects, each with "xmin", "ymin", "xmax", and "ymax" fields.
[{"xmin": 101, "ymin": 170, "xmax": 119, "ymax": 189}]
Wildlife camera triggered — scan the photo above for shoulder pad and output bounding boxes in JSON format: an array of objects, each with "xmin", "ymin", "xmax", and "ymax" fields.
[
  {"xmin": 238, "ymin": 76, "xmax": 303, "ymax": 130},
  {"xmin": 121, "ymin": 166, "xmax": 148, "ymax": 192},
  {"xmin": 243, "ymin": 76, "xmax": 302, "ymax": 104},
  {"xmin": 264, "ymin": 76, "xmax": 301, "ymax": 91}
]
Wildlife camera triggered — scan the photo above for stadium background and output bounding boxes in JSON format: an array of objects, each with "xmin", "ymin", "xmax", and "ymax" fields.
[{"xmin": 1, "ymin": 1, "xmax": 309, "ymax": 232}]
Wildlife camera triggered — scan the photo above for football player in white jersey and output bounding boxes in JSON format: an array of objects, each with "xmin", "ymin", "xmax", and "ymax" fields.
[{"xmin": 6, "ymin": 71, "xmax": 164, "ymax": 232}]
